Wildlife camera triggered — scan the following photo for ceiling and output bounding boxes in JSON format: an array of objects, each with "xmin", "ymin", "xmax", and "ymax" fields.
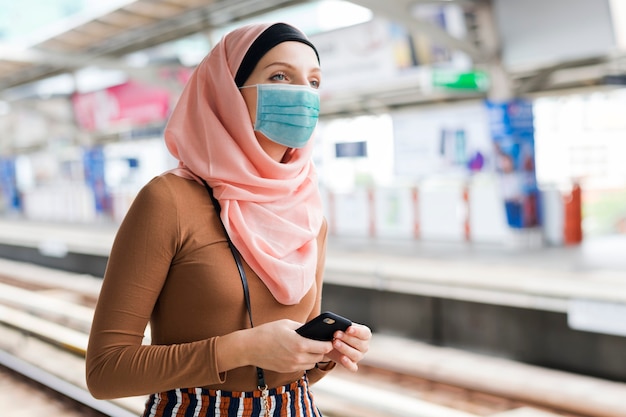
[
  {"xmin": 0, "ymin": 0, "xmax": 303, "ymax": 92},
  {"xmin": 0, "ymin": 0, "xmax": 624, "ymax": 116}
]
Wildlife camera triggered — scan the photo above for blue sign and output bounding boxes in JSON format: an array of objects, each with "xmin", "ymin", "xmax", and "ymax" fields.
[
  {"xmin": 0, "ymin": 157, "xmax": 21, "ymax": 212},
  {"xmin": 83, "ymin": 147, "xmax": 110, "ymax": 214},
  {"xmin": 335, "ymin": 141, "xmax": 368, "ymax": 158},
  {"xmin": 486, "ymin": 99, "xmax": 539, "ymax": 229}
]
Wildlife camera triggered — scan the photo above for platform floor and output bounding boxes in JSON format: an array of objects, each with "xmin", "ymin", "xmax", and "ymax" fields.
[
  {"xmin": 1, "ymin": 218, "xmax": 626, "ymax": 299},
  {"xmin": 328, "ymin": 231, "xmax": 626, "ymax": 274},
  {"xmin": 2, "ymin": 217, "xmax": 626, "ymax": 322},
  {"xmin": 324, "ymin": 232, "xmax": 626, "ymax": 308},
  {"xmin": 2, "ymin": 217, "xmax": 626, "ymax": 270}
]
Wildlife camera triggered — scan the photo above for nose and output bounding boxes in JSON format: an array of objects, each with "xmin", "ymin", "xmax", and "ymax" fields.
[{"xmin": 292, "ymin": 73, "xmax": 311, "ymax": 87}]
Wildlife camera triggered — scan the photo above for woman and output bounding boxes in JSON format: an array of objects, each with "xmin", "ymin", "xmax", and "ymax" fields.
[{"xmin": 86, "ymin": 22, "xmax": 371, "ymax": 417}]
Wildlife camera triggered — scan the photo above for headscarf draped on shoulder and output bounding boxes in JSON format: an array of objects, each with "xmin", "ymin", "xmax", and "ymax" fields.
[{"xmin": 164, "ymin": 23, "xmax": 323, "ymax": 305}]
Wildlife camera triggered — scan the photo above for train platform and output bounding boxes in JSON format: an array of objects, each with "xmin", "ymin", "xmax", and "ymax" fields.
[
  {"xmin": 325, "ymin": 232, "xmax": 626, "ymax": 309},
  {"xmin": 1, "ymin": 217, "xmax": 626, "ymax": 269},
  {"xmin": 1, "ymin": 217, "xmax": 626, "ymax": 313},
  {"xmin": 1, "ymin": 218, "xmax": 626, "ymax": 416},
  {"xmin": 1, "ymin": 218, "xmax": 626, "ymax": 381},
  {"xmin": 1, "ymin": 257, "xmax": 626, "ymax": 417}
]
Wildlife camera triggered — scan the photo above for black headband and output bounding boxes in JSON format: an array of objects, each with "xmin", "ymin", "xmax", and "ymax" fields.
[{"xmin": 235, "ymin": 23, "xmax": 320, "ymax": 87}]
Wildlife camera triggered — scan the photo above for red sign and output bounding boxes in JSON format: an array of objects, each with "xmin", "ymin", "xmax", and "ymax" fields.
[{"xmin": 72, "ymin": 81, "xmax": 171, "ymax": 131}]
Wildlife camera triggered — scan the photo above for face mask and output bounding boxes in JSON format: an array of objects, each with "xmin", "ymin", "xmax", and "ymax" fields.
[{"xmin": 241, "ymin": 84, "xmax": 320, "ymax": 148}]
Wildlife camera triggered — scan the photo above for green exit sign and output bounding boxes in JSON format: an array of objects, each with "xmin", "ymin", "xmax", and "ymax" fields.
[{"xmin": 432, "ymin": 70, "xmax": 489, "ymax": 91}]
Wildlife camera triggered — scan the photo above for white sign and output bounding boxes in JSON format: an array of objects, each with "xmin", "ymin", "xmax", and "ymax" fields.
[
  {"xmin": 494, "ymin": 0, "xmax": 615, "ymax": 69},
  {"xmin": 391, "ymin": 101, "xmax": 493, "ymax": 179},
  {"xmin": 568, "ymin": 298, "xmax": 626, "ymax": 337},
  {"xmin": 310, "ymin": 18, "xmax": 410, "ymax": 93}
]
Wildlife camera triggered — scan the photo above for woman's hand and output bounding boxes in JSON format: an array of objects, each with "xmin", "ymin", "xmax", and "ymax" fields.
[
  {"xmin": 324, "ymin": 323, "xmax": 371, "ymax": 372},
  {"xmin": 216, "ymin": 320, "xmax": 370, "ymax": 374},
  {"xmin": 219, "ymin": 319, "xmax": 333, "ymax": 374}
]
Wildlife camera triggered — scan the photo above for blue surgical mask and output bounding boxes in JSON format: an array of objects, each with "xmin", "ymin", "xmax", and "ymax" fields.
[{"xmin": 241, "ymin": 84, "xmax": 320, "ymax": 148}]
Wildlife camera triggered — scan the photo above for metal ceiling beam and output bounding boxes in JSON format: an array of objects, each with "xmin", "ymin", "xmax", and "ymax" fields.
[
  {"xmin": 3, "ymin": 0, "xmax": 621, "ymax": 110},
  {"xmin": 0, "ymin": 0, "xmax": 308, "ymax": 92},
  {"xmin": 514, "ymin": 56, "xmax": 611, "ymax": 94}
]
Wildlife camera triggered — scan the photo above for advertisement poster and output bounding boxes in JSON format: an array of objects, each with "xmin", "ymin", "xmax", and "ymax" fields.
[
  {"xmin": 392, "ymin": 101, "xmax": 492, "ymax": 179},
  {"xmin": 83, "ymin": 147, "xmax": 110, "ymax": 215},
  {"xmin": 72, "ymin": 81, "xmax": 171, "ymax": 132},
  {"xmin": 0, "ymin": 157, "xmax": 21, "ymax": 212},
  {"xmin": 486, "ymin": 99, "xmax": 539, "ymax": 228}
]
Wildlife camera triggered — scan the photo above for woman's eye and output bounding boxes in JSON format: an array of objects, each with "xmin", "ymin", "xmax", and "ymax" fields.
[
  {"xmin": 310, "ymin": 80, "xmax": 320, "ymax": 89},
  {"xmin": 270, "ymin": 73, "xmax": 287, "ymax": 81}
]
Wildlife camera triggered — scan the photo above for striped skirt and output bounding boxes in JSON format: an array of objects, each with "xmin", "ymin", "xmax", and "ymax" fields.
[{"xmin": 142, "ymin": 376, "xmax": 323, "ymax": 417}]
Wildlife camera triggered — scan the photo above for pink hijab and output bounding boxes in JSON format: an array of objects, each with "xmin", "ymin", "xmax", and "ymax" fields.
[{"xmin": 163, "ymin": 23, "xmax": 324, "ymax": 305}]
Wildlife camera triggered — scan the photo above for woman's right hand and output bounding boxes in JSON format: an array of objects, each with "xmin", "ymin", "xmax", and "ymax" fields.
[
  {"xmin": 216, "ymin": 319, "xmax": 333, "ymax": 374},
  {"xmin": 248, "ymin": 320, "xmax": 334, "ymax": 372}
]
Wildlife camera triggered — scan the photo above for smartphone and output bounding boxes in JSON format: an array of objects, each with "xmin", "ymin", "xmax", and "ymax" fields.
[{"xmin": 296, "ymin": 311, "xmax": 352, "ymax": 341}]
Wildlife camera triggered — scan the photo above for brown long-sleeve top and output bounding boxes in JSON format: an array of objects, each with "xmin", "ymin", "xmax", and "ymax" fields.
[{"xmin": 86, "ymin": 173, "xmax": 331, "ymax": 399}]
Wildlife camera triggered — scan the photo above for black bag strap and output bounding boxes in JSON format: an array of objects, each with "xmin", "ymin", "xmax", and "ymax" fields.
[{"xmin": 201, "ymin": 180, "xmax": 267, "ymax": 390}]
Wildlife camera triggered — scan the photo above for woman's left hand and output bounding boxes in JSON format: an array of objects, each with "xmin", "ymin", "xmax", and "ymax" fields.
[{"xmin": 325, "ymin": 323, "xmax": 371, "ymax": 372}]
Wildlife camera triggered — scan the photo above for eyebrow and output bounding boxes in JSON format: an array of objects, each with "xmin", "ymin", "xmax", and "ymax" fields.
[{"xmin": 263, "ymin": 61, "xmax": 321, "ymax": 73}]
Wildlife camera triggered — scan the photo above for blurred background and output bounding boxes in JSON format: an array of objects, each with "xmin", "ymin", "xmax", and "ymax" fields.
[
  {"xmin": 1, "ymin": 1, "xmax": 625, "ymax": 417},
  {"xmin": 1, "ymin": 0, "xmax": 625, "ymax": 241}
]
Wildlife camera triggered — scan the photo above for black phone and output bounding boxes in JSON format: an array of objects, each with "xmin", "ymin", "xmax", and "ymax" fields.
[{"xmin": 296, "ymin": 311, "xmax": 352, "ymax": 341}]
